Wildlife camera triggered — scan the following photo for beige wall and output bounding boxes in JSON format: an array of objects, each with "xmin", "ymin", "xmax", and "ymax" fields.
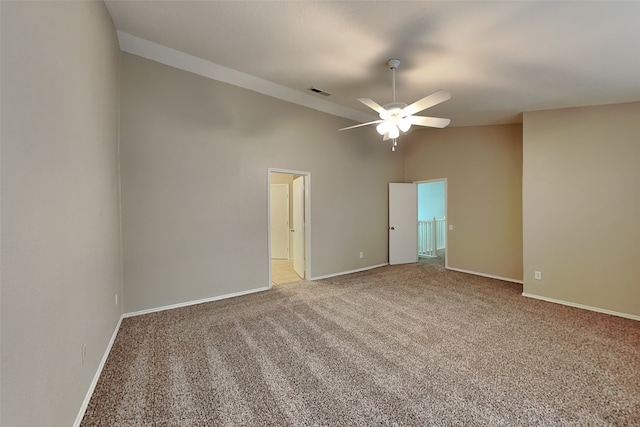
[
  {"xmin": 523, "ymin": 102, "xmax": 640, "ymax": 317},
  {"xmin": 270, "ymin": 172, "xmax": 295, "ymax": 186},
  {"xmin": 1, "ymin": 2, "xmax": 122, "ymax": 426},
  {"xmin": 120, "ymin": 53, "xmax": 404, "ymax": 313},
  {"xmin": 404, "ymin": 124, "xmax": 523, "ymax": 281}
]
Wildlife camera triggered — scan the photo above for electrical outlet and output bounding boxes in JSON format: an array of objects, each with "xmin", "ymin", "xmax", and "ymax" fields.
[
  {"xmin": 82, "ymin": 344, "xmax": 87, "ymax": 365},
  {"xmin": 534, "ymin": 271, "xmax": 542, "ymax": 280},
  {"xmin": 448, "ymin": 224, "xmax": 453, "ymax": 230},
  {"xmin": 359, "ymin": 251, "xmax": 364, "ymax": 259},
  {"xmin": 115, "ymin": 293, "xmax": 118, "ymax": 306}
]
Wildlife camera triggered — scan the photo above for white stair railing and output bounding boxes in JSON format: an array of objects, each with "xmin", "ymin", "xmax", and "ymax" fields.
[{"xmin": 418, "ymin": 217, "xmax": 446, "ymax": 258}]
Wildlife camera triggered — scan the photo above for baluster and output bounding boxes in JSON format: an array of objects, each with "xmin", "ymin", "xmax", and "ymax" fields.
[{"xmin": 431, "ymin": 217, "xmax": 437, "ymax": 257}]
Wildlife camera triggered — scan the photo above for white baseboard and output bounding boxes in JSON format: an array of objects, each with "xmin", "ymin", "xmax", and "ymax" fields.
[
  {"xmin": 522, "ymin": 293, "xmax": 640, "ymax": 321},
  {"xmin": 73, "ymin": 314, "xmax": 123, "ymax": 427},
  {"xmin": 124, "ymin": 264, "xmax": 392, "ymax": 317},
  {"xmin": 445, "ymin": 266, "xmax": 524, "ymax": 284},
  {"xmin": 310, "ymin": 263, "xmax": 388, "ymax": 281},
  {"xmin": 73, "ymin": 285, "xmax": 271, "ymax": 425},
  {"xmin": 123, "ymin": 286, "xmax": 271, "ymax": 318}
]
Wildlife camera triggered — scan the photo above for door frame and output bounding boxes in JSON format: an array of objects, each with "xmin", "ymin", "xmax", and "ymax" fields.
[
  {"xmin": 415, "ymin": 178, "xmax": 448, "ymax": 268},
  {"xmin": 267, "ymin": 168, "xmax": 311, "ymax": 288},
  {"xmin": 291, "ymin": 176, "xmax": 305, "ymax": 278}
]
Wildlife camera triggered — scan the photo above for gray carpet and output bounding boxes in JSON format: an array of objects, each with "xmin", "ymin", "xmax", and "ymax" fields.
[{"xmin": 82, "ymin": 259, "xmax": 640, "ymax": 426}]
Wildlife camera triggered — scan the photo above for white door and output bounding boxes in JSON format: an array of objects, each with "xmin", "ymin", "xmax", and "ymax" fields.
[
  {"xmin": 292, "ymin": 176, "xmax": 305, "ymax": 278},
  {"xmin": 270, "ymin": 184, "xmax": 289, "ymax": 259},
  {"xmin": 389, "ymin": 183, "xmax": 418, "ymax": 265}
]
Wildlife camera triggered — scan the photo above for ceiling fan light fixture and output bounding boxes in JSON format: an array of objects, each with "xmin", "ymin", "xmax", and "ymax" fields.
[
  {"xmin": 388, "ymin": 124, "xmax": 400, "ymax": 139},
  {"xmin": 376, "ymin": 121, "xmax": 389, "ymax": 135},
  {"xmin": 398, "ymin": 117, "xmax": 411, "ymax": 132}
]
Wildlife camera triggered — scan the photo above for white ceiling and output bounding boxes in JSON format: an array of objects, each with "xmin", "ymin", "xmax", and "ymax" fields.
[{"xmin": 105, "ymin": 1, "xmax": 640, "ymax": 127}]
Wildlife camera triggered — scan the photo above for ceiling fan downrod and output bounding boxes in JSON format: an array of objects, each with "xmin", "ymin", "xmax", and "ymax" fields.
[
  {"xmin": 377, "ymin": 59, "xmax": 409, "ymax": 140},
  {"xmin": 388, "ymin": 59, "xmax": 400, "ymax": 103}
]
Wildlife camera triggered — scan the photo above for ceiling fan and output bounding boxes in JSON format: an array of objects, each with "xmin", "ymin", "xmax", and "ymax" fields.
[{"xmin": 339, "ymin": 59, "xmax": 451, "ymax": 150}]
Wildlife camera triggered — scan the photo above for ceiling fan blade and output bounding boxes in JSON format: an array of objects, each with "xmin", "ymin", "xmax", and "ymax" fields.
[
  {"xmin": 403, "ymin": 90, "xmax": 451, "ymax": 116},
  {"xmin": 338, "ymin": 120, "xmax": 383, "ymax": 131},
  {"xmin": 408, "ymin": 116, "xmax": 451, "ymax": 128},
  {"xmin": 357, "ymin": 98, "xmax": 388, "ymax": 116}
]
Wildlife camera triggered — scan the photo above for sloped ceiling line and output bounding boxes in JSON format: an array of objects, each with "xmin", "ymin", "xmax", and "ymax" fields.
[{"xmin": 117, "ymin": 31, "xmax": 374, "ymax": 124}]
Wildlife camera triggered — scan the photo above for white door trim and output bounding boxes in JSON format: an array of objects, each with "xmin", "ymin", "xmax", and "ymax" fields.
[
  {"xmin": 292, "ymin": 176, "xmax": 305, "ymax": 278},
  {"xmin": 267, "ymin": 168, "xmax": 311, "ymax": 287}
]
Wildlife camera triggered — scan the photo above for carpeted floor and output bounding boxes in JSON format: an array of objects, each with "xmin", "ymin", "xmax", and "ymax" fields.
[{"xmin": 82, "ymin": 258, "xmax": 640, "ymax": 426}]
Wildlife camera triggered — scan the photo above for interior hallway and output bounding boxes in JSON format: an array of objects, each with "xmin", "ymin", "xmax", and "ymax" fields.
[{"xmin": 271, "ymin": 259, "xmax": 302, "ymax": 285}]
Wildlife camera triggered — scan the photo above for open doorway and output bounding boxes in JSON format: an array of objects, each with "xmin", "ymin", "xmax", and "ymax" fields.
[
  {"xmin": 270, "ymin": 183, "xmax": 289, "ymax": 260},
  {"xmin": 268, "ymin": 169, "xmax": 310, "ymax": 286},
  {"xmin": 417, "ymin": 179, "xmax": 447, "ymax": 267}
]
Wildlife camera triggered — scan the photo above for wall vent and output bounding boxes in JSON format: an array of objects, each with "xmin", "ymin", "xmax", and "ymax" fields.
[{"xmin": 308, "ymin": 87, "xmax": 331, "ymax": 96}]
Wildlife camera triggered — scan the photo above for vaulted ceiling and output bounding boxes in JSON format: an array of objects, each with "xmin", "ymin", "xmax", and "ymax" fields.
[{"xmin": 105, "ymin": 1, "xmax": 640, "ymax": 127}]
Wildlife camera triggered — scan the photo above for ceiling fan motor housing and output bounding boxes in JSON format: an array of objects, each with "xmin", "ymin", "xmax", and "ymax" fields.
[
  {"xmin": 381, "ymin": 102, "xmax": 408, "ymax": 119},
  {"xmin": 387, "ymin": 59, "xmax": 401, "ymax": 69}
]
